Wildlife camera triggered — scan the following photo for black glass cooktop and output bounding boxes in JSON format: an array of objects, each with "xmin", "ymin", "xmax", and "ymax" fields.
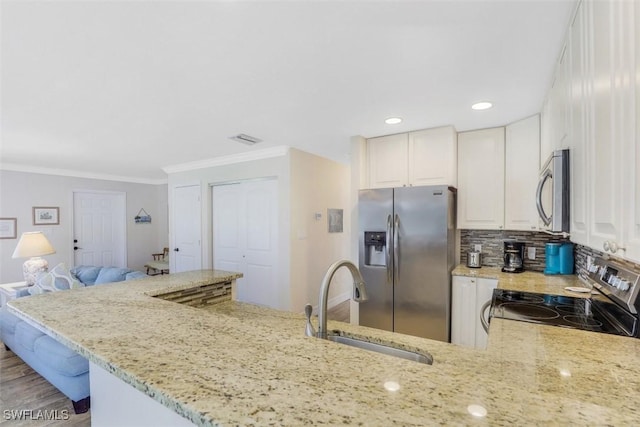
[{"xmin": 489, "ymin": 289, "xmax": 636, "ymax": 337}]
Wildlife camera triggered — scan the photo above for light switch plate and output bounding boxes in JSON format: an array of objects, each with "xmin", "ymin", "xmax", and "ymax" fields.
[
  {"xmin": 528, "ymin": 247, "xmax": 536, "ymax": 260},
  {"xmin": 474, "ymin": 244, "xmax": 482, "ymax": 252}
]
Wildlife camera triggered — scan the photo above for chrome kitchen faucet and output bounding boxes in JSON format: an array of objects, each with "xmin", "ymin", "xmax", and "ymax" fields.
[{"xmin": 315, "ymin": 260, "xmax": 368, "ymax": 339}]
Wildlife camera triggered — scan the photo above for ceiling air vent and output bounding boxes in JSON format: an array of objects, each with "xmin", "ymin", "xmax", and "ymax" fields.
[{"xmin": 229, "ymin": 134, "xmax": 262, "ymax": 145}]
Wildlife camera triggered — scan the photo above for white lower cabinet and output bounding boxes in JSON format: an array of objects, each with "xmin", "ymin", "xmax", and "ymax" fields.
[
  {"xmin": 474, "ymin": 278, "xmax": 498, "ymax": 350},
  {"xmin": 451, "ymin": 275, "xmax": 498, "ymax": 350},
  {"xmin": 451, "ymin": 276, "xmax": 477, "ymax": 348}
]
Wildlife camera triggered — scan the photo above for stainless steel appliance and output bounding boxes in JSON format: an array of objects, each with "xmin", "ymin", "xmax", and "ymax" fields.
[
  {"xmin": 536, "ymin": 149, "xmax": 570, "ymax": 233},
  {"xmin": 358, "ymin": 186, "xmax": 456, "ymax": 342},
  {"xmin": 467, "ymin": 251, "xmax": 482, "ymax": 268},
  {"xmin": 484, "ymin": 257, "xmax": 640, "ymax": 338},
  {"xmin": 502, "ymin": 241, "xmax": 525, "ymax": 273}
]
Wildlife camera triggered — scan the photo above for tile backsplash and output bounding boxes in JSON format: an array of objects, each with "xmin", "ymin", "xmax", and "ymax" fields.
[
  {"xmin": 460, "ymin": 230, "xmax": 571, "ymax": 272},
  {"xmin": 574, "ymin": 244, "xmax": 640, "ymax": 276},
  {"xmin": 461, "ymin": 230, "xmax": 640, "ymax": 274}
]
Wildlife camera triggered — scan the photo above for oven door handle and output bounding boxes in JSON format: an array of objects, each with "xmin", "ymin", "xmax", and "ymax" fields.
[{"xmin": 480, "ymin": 300, "xmax": 492, "ymax": 333}]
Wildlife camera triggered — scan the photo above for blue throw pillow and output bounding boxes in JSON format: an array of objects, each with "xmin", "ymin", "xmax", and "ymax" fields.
[
  {"xmin": 94, "ymin": 267, "xmax": 133, "ymax": 285},
  {"xmin": 125, "ymin": 271, "xmax": 148, "ymax": 280},
  {"xmin": 70, "ymin": 266, "xmax": 102, "ymax": 285},
  {"xmin": 28, "ymin": 264, "xmax": 85, "ymax": 295}
]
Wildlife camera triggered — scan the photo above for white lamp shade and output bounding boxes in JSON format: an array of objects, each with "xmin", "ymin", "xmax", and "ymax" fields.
[{"xmin": 12, "ymin": 232, "xmax": 56, "ymax": 259}]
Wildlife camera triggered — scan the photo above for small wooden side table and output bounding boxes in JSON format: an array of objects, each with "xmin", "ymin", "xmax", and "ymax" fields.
[{"xmin": 0, "ymin": 281, "xmax": 28, "ymax": 309}]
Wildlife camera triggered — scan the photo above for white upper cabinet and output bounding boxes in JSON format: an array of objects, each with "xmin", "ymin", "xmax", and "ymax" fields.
[
  {"xmin": 545, "ymin": 0, "xmax": 639, "ymax": 262},
  {"xmin": 567, "ymin": 2, "xmax": 589, "ymax": 246},
  {"xmin": 505, "ymin": 115, "xmax": 541, "ymax": 231},
  {"xmin": 626, "ymin": 1, "xmax": 640, "ymax": 262},
  {"xmin": 457, "ymin": 127, "xmax": 505, "ymax": 230},
  {"xmin": 587, "ymin": 0, "xmax": 633, "ymax": 258},
  {"xmin": 367, "ymin": 126, "xmax": 457, "ymax": 189},
  {"xmin": 367, "ymin": 133, "xmax": 408, "ymax": 188},
  {"xmin": 408, "ymin": 126, "xmax": 457, "ymax": 187},
  {"xmin": 541, "ymin": 43, "xmax": 569, "ymax": 165}
]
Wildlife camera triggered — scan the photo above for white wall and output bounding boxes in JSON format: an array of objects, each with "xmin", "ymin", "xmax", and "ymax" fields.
[
  {"xmin": 289, "ymin": 148, "xmax": 351, "ymax": 312},
  {"xmin": 0, "ymin": 170, "xmax": 168, "ymax": 283},
  {"xmin": 166, "ymin": 147, "xmax": 352, "ymax": 313},
  {"xmin": 167, "ymin": 153, "xmax": 292, "ymax": 309}
]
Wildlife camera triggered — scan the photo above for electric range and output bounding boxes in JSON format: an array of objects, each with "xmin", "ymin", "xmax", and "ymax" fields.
[{"xmin": 488, "ymin": 257, "xmax": 640, "ymax": 338}]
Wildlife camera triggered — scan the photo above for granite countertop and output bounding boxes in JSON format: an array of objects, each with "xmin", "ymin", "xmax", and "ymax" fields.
[
  {"xmin": 8, "ymin": 268, "xmax": 640, "ymax": 425},
  {"xmin": 453, "ymin": 264, "xmax": 591, "ymax": 295}
]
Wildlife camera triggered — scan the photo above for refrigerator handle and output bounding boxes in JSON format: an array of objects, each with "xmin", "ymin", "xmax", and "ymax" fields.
[
  {"xmin": 393, "ymin": 214, "xmax": 400, "ymax": 285},
  {"xmin": 386, "ymin": 215, "xmax": 392, "ymax": 284}
]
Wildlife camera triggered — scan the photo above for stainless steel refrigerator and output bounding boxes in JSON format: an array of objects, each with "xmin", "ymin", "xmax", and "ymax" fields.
[{"xmin": 358, "ymin": 185, "xmax": 456, "ymax": 342}]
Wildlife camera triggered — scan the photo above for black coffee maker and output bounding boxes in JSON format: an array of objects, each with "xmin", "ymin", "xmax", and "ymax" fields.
[{"xmin": 502, "ymin": 241, "xmax": 525, "ymax": 273}]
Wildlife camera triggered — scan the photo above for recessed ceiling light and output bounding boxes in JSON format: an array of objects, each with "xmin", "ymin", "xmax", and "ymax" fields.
[
  {"xmin": 471, "ymin": 102, "xmax": 493, "ymax": 110},
  {"xmin": 385, "ymin": 117, "xmax": 403, "ymax": 125}
]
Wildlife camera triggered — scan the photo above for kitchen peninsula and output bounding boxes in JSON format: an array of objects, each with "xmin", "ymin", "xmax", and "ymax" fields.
[{"xmin": 7, "ymin": 269, "xmax": 640, "ymax": 426}]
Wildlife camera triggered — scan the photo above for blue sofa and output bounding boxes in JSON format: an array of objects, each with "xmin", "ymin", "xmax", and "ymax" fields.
[{"xmin": 0, "ymin": 266, "xmax": 147, "ymax": 413}]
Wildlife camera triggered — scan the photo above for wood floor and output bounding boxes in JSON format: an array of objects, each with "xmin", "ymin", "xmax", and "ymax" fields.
[
  {"xmin": 0, "ymin": 300, "xmax": 350, "ymax": 425},
  {"xmin": 0, "ymin": 344, "xmax": 90, "ymax": 427}
]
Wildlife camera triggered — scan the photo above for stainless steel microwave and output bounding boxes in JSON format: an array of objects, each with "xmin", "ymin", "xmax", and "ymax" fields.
[{"xmin": 536, "ymin": 149, "xmax": 570, "ymax": 233}]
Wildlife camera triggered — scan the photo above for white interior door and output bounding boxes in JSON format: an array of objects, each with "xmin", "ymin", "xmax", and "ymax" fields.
[
  {"xmin": 213, "ymin": 179, "xmax": 279, "ymax": 309},
  {"xmin": 172, "ymin": 185, "xmax": 202, "ymax": 273},
  {"xmin": 73, "ymin": 191, "xmax": 126, "ymax": 267}
]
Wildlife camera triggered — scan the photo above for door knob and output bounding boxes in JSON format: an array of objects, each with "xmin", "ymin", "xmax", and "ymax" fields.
[{"xmin": 174, "ymin": 248, "xmax": 180, "ymax": 252}]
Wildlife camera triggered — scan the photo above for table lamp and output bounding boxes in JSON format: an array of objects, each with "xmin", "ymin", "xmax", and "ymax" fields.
[{"xmin": 12, "ymin": 231, "xmax": 56, "ymax": 285}]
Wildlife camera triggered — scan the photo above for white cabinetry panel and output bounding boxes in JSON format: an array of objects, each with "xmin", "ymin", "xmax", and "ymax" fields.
[
  {"xmin": 451, "ymin": 275, "xmax": 497, "ymax": 350},
  {"xmin": 541, "ymin": 43, "xmax": 569, "ymax": 165},
  {"xmin": 587, "ymin": 0, "xmax": 628, "ymax": 253},
  {"xmin": 505, "ymin": 115, "xmax": 540, "ymax": 231},
  {"xmin": 367, "ymin": 133, "xmax": 408, "ymax": 188},
  {"xmin": 568, "ymin": 2, "xmax": 589, "ymax": 245},
  {"xmin": 457, "ymin": 127, "xmax": 505, "ymax": 230},
  {"xmin": 367, "ymin": 126, "xmax": 457, "ymax": 189},
  {"xmin": 408, "ymin": 126, "xmax": 457, "ymax": 187},
  {"xmin": 474, "ymin": 278, "xmax": 497, "ymax": 350},
  {"xmin": 451, "ymin": 276, "xmax": 477, "ymax": 348},
  {"xmin": 624, "ymin": 0, "xmax": 640, "ymax": 262}
]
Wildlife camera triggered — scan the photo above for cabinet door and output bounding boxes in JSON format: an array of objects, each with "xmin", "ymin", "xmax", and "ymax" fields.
[
  {"xmin": 474, "ymin": 278, "xmax": 497, "ymax": 350},
  {"xmin": 451, "ymin": 276, "xmax": 477, "ymax": 348},
  {"xmin": 408, "ymin": 126, "xmax": 457, "ymax": 187},
  {"xmin": 505, "ymin": 115, "xmax": 540, "ymax": 231},
  {"xmin": 367, "ymin": 134, "xmax": 408, "ymax": 188},
  {"xmin": 588, "ymin": 0, "xmax": 628, "ymax": 253},
  {"xmin": 457, "ymin": 127, "xmax": 505, "ymax": 229},
  {"xmin": 625, "ymin": 1, "xmax": 640, "ymax": 262},
  {"xmin": 543, "ymin": 43, "xmax": 570, "ymax": 168},
  {"xmin": 568, "ymin": 2, "xmax": 589, "ymax": 246}
]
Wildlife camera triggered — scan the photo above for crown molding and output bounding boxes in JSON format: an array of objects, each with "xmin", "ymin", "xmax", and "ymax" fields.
[
  {"xmin": 162, "ymin": 146, "xmax": 290, "ymax": 175},
  {"xmin": 0, "ymin": 163, "xmax": 167, "ymax": 185}
]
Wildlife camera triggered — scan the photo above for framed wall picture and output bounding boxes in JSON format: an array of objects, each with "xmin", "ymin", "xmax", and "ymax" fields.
[
  {"xmin": 0, "ymin": 218, "xmax": 17, "ymax": 239},
  {"xmin": 33, "ymin": 207, "xmax": 60, "ymax": 225}
]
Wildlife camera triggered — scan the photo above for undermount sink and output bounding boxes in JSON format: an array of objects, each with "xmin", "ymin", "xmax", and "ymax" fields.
[{"xmin": 326, "ymin": 333, "xmax": 433, "ymax": 365}]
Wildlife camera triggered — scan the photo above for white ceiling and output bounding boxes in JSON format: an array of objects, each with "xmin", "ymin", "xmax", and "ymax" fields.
[{"xmin": 0, "ymin": 0, "xmax": 575, "ymax": 183}]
